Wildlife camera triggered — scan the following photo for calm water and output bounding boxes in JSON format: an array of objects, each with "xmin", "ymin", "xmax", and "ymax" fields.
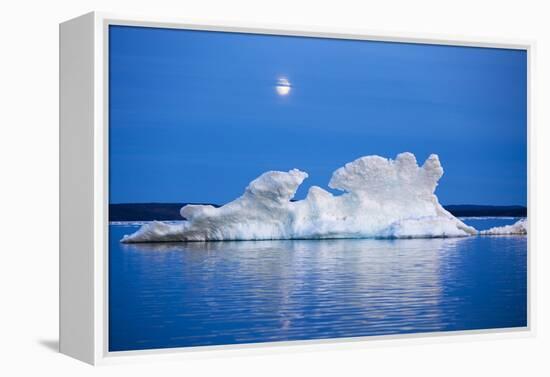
[{"xmin": 109, "ymin": 218, "xmax": 527, "ymax": 352}]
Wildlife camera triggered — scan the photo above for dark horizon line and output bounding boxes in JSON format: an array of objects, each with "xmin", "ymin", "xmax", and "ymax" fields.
[
  {"xmin": 108, "ymin": 203, "xmax": 527, "ymax": 222},
  {"xmin": 109, "ymin": 202, "xmax": 528, "ymax": 208}
]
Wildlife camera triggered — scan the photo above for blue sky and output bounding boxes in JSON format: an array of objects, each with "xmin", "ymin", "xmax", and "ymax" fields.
[{"xmin": 109, "ymin": 25, "xmax": 527, "ymax": 205}]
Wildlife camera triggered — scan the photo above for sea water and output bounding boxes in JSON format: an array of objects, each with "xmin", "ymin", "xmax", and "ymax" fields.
[{"xmin": 109, "ymin": 217, "xmax": 527, "ymax": 351}]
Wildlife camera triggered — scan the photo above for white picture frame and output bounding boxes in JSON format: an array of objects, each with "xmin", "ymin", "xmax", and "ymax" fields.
[{"xmin": 59, "ymin": 11, "xmax": 535, "ymax": 365}]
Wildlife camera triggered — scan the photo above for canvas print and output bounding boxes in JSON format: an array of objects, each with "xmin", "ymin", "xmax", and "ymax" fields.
[{"xmin": 108, "ymin": 25, "xmax": 527, "ymax": 352}]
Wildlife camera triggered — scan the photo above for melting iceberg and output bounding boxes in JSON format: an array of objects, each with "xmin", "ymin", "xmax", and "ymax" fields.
[
  {"xmin": 480, "ymin": 219, "xmax": 527, "ymax": 235},
  {"xmin": 121, "ymin": 152, "xmax": 478, "ymax": 243}
]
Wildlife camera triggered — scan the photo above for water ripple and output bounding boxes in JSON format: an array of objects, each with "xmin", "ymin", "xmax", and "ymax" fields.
[{"xmin": 109, "ymin": 226, "xmax": 527, "ymax": 351}]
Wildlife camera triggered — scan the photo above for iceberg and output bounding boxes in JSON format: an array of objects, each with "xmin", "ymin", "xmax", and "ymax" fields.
[
  {"xmin": 480, "ymin": 218, "xmax": 527, "ymax": 235},
  {"xmin": 121, "ymin": 152, "xmax": 479, "ymax": 243}
]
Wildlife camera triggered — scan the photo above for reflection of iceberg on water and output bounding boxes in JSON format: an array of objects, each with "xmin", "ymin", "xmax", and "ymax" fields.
[
  {"xmin": 122, "ymin": 152, "xmax": 485, "ymax": 243},
  {"xmin": 121, "ymin": 237, "xmax": 471, "ymax": 333}
]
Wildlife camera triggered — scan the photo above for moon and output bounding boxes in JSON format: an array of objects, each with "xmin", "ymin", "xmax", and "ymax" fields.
[{"xmin": 276, "ymin": 78, "xmax": 291, "ymax": 96}]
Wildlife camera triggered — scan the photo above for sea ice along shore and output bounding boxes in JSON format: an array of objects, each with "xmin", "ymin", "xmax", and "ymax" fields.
[
  {"xmin": 121, "ymin": 152, "xmax": 526, "ymax": 243},
  {"xmin": 480, "ymin": 218, "xmax": 527, "ymax": 235}
]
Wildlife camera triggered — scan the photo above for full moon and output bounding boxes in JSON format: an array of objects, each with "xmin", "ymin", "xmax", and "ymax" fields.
[{"xmin": 276, "ymin": 78, "xmax": 291, "ymax": 96}]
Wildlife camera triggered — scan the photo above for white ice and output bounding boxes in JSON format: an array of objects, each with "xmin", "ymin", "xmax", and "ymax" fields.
[
  {"xmin": 480, "ymin": 218, "xmax": 527, "ymax": 235},
  {"xmin": 121, "ymin": 152, "xmax": 480, "ymax": 243}
]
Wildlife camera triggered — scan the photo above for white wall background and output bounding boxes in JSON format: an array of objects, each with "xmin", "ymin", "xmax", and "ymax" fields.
[{"xmin": 0, "ymin": 0, "xmax": 548, "ymax": 375}]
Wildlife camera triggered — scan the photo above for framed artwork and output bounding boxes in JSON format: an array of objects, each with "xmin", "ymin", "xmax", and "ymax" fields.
[{"xmin": 60, "ymin": 12, "xmax": 532, "ymax": 365}]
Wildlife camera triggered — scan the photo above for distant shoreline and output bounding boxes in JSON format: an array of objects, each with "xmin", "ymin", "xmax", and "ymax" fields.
[{"xmin": 109, "ymin": 203, "xmax": 527, "ymax": 222}]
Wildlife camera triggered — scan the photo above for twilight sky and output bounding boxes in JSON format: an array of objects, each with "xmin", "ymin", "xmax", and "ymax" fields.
[{"xmin": 109, "ymin": 25, "xmax": 527, "ymax": 205}]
